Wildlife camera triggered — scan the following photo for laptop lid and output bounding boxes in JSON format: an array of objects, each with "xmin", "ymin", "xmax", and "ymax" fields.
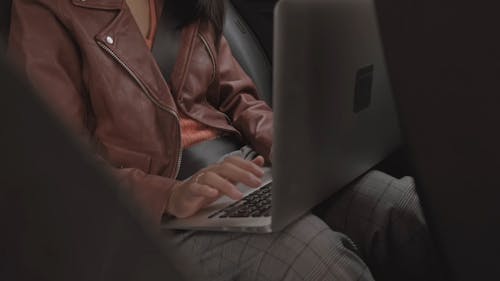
[
  {"xmin": 272, "ymin": 0, "xmax": 401, "ymax": 231},
  {"xmin": 375, "ymin": 1, "xmax": 500, "ymax": 280},
  {"xmin": 0, "ymin": 57, "xmax": 193, "ymax": 281}
]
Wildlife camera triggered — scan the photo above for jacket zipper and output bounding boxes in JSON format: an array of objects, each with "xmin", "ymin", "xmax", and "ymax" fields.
[
  {"xmin": 197, "ymin": 33, "xmax": 217, "ymax": 85},
  {"xmin": 97, "ymin": 41, "xmax": 183, "ymax": 178}
]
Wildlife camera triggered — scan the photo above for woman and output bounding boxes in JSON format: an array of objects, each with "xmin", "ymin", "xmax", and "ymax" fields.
[{"xmin": 8, "ymin": 0, "xmax": 441, "ymax": 280}]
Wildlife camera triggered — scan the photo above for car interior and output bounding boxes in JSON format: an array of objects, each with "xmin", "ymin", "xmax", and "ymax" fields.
[
  {"xmin": 0, "ymin": 0, "xmax": 430, "ymax": 279},
  {"xmin": 0, "ymin": 0, "xmax": 409, "ymax": 177},
  {"xmin": 6, "ymin": 0, "xmax": 500, "ymax": 279}
]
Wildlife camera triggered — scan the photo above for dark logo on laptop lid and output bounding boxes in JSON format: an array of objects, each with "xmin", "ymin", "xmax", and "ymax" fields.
[{"xmin": 354, "ymin": 65, "xmax": 374, "ymax": 113}]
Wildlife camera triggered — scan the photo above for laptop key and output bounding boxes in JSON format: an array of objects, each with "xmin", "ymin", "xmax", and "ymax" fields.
[{"xmin": 209, "ymin": 183, "xmax": 272, "ymax": 219}]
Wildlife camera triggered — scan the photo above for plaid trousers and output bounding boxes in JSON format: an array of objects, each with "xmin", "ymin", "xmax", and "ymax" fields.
[{"xmin": 171, "ymin": 170, "xmax": 441, "ymax": 281}]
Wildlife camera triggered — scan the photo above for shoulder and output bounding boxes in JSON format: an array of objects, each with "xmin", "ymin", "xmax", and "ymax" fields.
[
  {"xmin": 13, "ymin": 0, "xmax": 120, "ymax": 20},
  {"xmin": 12, "ymin": 0, "xmax": 76, "ymax": 22},
  {"xmin": 13, "ymin": 0, "xmax": 63, "ymax": 9}
]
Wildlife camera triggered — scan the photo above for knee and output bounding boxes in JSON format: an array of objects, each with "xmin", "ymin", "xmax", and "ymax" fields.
[
  {"xmin": 274, "ymin": 215, "xmax": 373, "ymax": 280},
  {"xmin": 373, "ymin": 173, "xmax": 429, "ymax": 245},
  {"xmin": 359, "ymin": 171, "xmax": 427, "ymax": 232},
  {"xmin": 389, "ymin": 175, "xmax": 425, "ymax": 229}
]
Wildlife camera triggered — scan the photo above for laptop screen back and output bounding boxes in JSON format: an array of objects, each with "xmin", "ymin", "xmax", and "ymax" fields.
[{"xmin": 272, "ymin": 0, "xmax": 401, "ymax": 230}]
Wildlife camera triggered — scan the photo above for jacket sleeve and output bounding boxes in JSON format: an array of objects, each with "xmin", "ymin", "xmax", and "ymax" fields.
[
  {"xmin": 8, "ymin": 0, "xmax": 176, "ymax": 223},
  {"xmin": 215, "ymin": 36, "xmax": 274, "ymax": 162}
]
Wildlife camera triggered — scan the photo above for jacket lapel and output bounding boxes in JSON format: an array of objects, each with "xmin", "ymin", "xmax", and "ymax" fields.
[
  {"xmin": 95, "ymin": 7, "xmax": 176, "ymax": 107},
  {"xmin": 74, "ymin": 0, "xmax": 197, "ymax": 112}
]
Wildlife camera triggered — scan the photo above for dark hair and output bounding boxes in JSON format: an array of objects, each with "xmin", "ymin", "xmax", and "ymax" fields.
[{"xmin": 172, "ymin": 0, "xmax": 226, "ymax": 37}]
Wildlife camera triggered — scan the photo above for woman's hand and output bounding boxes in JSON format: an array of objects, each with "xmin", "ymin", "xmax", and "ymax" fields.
[{"xmin": 167, "ymin": 156, "xmax": 265, "ymax": 218}]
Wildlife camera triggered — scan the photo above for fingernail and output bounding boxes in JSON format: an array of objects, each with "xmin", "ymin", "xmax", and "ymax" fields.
[
  {"xmin": 251, "ymin": 176, "xmax": 262, "ymax": 186},
  {"xmin": 252, "ymin": 165, "xmax": 264, "ymax": 174},
  {"xmin": 235, "ymin": 192, "xmax": 244, "ymax": 200}
]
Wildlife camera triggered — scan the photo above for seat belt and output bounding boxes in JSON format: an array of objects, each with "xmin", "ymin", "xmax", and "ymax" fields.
[{"xmin": 152, "ymin": 3, "xmax": 181, "ymax": 82}]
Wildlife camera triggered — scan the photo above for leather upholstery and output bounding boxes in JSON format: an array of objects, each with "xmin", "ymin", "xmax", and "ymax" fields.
[
  {"xmin": 224, "ymin": 1, "xmax": 273, "ymax": 106},
  {"xmin": 229, "ymin": 0, "xmax": 277, "ymax": 62}
]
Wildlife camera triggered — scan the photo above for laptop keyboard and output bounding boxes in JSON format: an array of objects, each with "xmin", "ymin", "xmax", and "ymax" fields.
[{"xmin": 208, "ymin": 183, "xmax": 272, "ymax": 219}]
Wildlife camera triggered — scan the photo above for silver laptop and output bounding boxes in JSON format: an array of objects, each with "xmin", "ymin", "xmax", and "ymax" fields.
[{"xmin": 162, "ymin": 0, "xmax": 400, "ymax": 233}]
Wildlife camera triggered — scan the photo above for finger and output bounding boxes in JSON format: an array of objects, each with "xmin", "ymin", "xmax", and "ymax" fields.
[
  {"xmin": 203, "ymin": 171, "xmax": 243, "ymax": 200},
  {"xmin": 214, "ymin": 162, "xmax": 262, "ymax": 188},
  {"xmin": 224, "ymin": 156, "xmax": 265, "ymax": 178},
  {"xmin": 252, "ymin": 156, "xmax": 265, "ymax": 167},
  {"xmin": 187, "ymin": 182, "xmax": 219, "ymax": 198}
]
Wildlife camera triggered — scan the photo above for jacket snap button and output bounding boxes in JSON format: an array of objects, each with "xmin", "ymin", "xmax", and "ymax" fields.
[{"xmin": 106, "ymin": 36, "xmax": 114, "ymax": 45}]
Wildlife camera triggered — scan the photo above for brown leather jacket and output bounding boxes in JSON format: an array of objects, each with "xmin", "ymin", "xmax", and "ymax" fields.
[{"xmin": 8, "ymin": 0, "xmax": 273, "ymax": 222}]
